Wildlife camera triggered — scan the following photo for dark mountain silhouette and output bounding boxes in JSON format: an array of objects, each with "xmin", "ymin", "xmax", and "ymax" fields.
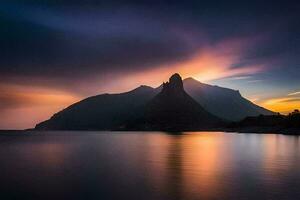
[
  {"xmin": 36, "ymin": 85, "xmax": 157, "ymax": 130},
  {"xmin": 122, "ymin": 74, "xmax": 223, "ymax": 131},
  {"xmin": 35, "ymin": 73, "xmax": 274, "ymax": 130},
  {"xmin": 183, "ymin": 78, "xmax": 274, "ymax": 121}
]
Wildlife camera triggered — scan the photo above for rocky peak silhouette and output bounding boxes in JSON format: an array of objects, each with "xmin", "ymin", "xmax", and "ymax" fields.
[
  {"xmin": 124, "ymin": 73, "xmax": 224, "ymax": 131},
  {"xmin": 162, "ymin": 73, "xmax": 184, "ymax": 94}
]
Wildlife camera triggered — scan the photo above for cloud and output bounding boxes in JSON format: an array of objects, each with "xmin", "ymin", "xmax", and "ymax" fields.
[
  {"xmin": 97, "ymin": 36, "xmax": 268, "ymax": 94},
  {"xmin": 0, "ymin": 83, "xmax": 80, "ymax": 110},
  {"xmin": 1, "ymin": 0, "xmax": 297, "ymax": 84},
  {"xmin": 280, "ymin": 98, "xmax": 300, "ymax": 103},
  {"xmin": 288, "ymin": 91, "xmax": 300, "ymax": 96},
  {"xmin": 223, "ymin": 76, "xmax": 252, "ymax": 80},
  {"xmin": 260, "ymin": 97, "xmax": 300, "ymax": 114},
  {"xmin": 271, "ymin": 97, "xmax": 300, "ymax": 104},
  {"xmin": 0, "ymin": 0, "xmax": 300, "ymax": 128},
  {"xmin": 0, "ymin": 84, "xmax": 81, "ymax": 129},
  {"xmin": 247, "ymin": 80, "xmax": 263, "ymax": 83},
  {"xmin": 0, "ymin": 2, "xmax": 204, "ymax": 85}
]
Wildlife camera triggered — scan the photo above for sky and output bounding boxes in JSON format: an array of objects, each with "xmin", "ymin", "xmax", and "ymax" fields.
[{"xmin": 0, "ymin": 0, "xmax": 300, "ymax": 129}]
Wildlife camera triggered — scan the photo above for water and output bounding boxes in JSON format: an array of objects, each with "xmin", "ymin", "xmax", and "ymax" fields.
[{"xmin": 0, "ymin": 131, "xmax": 300, "ymax": 200}]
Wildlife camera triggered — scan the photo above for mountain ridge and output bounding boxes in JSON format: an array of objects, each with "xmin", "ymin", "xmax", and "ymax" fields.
[
  {"xmin": 182, "ymin": 77, "xmax": 274, "ymax": 121},
  {"xmin": 35, "ymin": 73, "xmax": 274, "ymax": 130}
]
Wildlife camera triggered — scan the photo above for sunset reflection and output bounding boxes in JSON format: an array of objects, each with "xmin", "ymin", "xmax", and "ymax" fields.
[
  {"xmin": 144, "ymin": 133, "xmax": 233, "ymax": 199},
  {"xmin": 1, "ymin": 132, "xmax": 300, "ymax": 199},
  {"xmin": 180, "ymin": 133, "xmax": 231, "ymax": 199},
  {"xmin": 141, "ymin": 133, "xmax": 300, "ymax": 199},
  {"xmin": 261, "ymin": 135, "xmax": 300, "ymax": 186}
]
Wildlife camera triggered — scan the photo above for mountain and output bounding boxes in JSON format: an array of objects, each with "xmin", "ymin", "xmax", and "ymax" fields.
[
  {"xmin": 36, "ymin": 85, "xmax": 157, "ymax": 130},
  {"xmin": 122, "ymin": 74, "xmax": 223, "ymax": 131},
  {"xmin": 183, "ymin": 78, "xmax": 275, "ymax": 121},
  {"xmin": 35, "ymin": 73, "xmax": 274, "ymax": 130}
]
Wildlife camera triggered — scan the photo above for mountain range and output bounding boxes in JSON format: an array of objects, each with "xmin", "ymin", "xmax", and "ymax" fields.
[{"xmin": 35, "ymin": 73, "xmax": 274, "ymax": 130}]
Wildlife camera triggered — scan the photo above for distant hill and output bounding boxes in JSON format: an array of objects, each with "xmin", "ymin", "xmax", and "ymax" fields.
[
  {"xmin": 122, "ymin": 74, "xmax": 223, "ymax": 131},
  {"xmin": 183, "ymin": 78, "xmax": 274, "ymax": 121},
  {"xmin": 35, "ymin": 73, "xmax": 274, "ymax": 130}
]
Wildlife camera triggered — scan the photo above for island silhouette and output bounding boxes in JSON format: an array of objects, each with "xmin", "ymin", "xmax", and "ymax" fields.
[{"xmin": 35, "ymin": 73, "xmax": 299, "ymax": 133}]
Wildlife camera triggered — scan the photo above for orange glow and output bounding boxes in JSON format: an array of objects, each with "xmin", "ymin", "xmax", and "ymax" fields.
[
  {"xmin": 138, "ymin": 133, "xmax": 232, "ymax": 199},
  {"xmin": 0, "ymin": 37, "xmax": 269, "ymax": 129},
  {"xmin": 0, "ymin": 84, "xmax": 80, "ymax": 129},
  {"xmin": 180, "ymin": 133, "xmax": 230, "ymax": 199},
  {"xmin": 30, "ymin": 143, "xmax": 70, "ymax": 167},
  {"xmin": 101, "ymin": 38, "xmax": 265, "ymax": 93},
  {"xmin": 260, "ymin": 97, "xmax": 300, "ymax": 114}
]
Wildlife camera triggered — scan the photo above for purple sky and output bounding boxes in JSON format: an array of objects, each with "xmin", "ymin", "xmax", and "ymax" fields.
[{"xmin": 0, "ymin": 0, "xmax": 300, "ymax": 129}]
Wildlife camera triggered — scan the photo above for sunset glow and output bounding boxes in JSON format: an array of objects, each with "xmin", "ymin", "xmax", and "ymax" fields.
[
  {"xmin": 1, "ymin": 2, "xmax": 300, "ymax": 200},
  {"xmin": 261, "ymin": 97, "xmax": 300, "ymax": 114},
  {"xmin": 0, "ymin": 1, "xmax": 299, "ymax": 129},
  {"xmin": 0, "ymin": 84, "xmax": 80, "ymax": 129}
]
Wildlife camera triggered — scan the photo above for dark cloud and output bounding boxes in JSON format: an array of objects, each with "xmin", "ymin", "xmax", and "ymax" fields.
[
  {"xmin": 0, "ymin": 0, "xmax": 299, "ymax": 92},
  {"xmin": 1, "ymin": 0, "xmax": 300, "ymax": 129},
  {"xmin": 0, "ymin": 2, "xmax": 202, "ymax": 79}
]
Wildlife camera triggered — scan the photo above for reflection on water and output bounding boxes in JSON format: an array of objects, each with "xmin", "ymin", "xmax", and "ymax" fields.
[{"xmin": 0, "ymin": 132, "xmax": 300, "ymax": 200}]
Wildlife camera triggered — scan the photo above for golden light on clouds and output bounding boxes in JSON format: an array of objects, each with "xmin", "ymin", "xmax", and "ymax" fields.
[
  {"xmin": 0, "ymin": 37, "xmax": 284, "ymax": 129},
  {"xmin": 0, "ymin": 84, "xmax": 81, "ymax": 129},
  {"xmin": 260, "ymin": 97, "xmax": 300, "ymax": 114},
  {"xmin": 173, "ymin": 50, "xmax": 263, "ymax": 82},
  {"xmin": 104, "ymin": 38, "xmax": 265, "ymax": 94}
]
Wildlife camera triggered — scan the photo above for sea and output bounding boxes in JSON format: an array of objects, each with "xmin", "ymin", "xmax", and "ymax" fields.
[{"xmin": 0, "ymin": 131, "xmax": 300, "ymax": 200}]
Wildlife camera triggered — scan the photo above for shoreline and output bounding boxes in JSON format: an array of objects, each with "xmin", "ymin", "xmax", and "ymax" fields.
[{"xmin": 1, "ymin": 128, "xmax": 300, "ymax": 135}]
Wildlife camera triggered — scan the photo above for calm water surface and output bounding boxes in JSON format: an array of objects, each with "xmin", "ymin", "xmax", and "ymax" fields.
[{"xmin": 0, "ymin": 131, "xmax": 300, "ymax": 200}]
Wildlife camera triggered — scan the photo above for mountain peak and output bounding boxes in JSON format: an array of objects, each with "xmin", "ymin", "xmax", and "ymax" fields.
[
  {"xmin": 127, "ymin": 73, "xmax": 223, "ymax": 131},
  {"xmin": 162, "ymin": 73, "xmax": 184, "ymax": 92},
  {"xmin": 170, "ymin": 73, "xmax": 182, "ymax": 84}
]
